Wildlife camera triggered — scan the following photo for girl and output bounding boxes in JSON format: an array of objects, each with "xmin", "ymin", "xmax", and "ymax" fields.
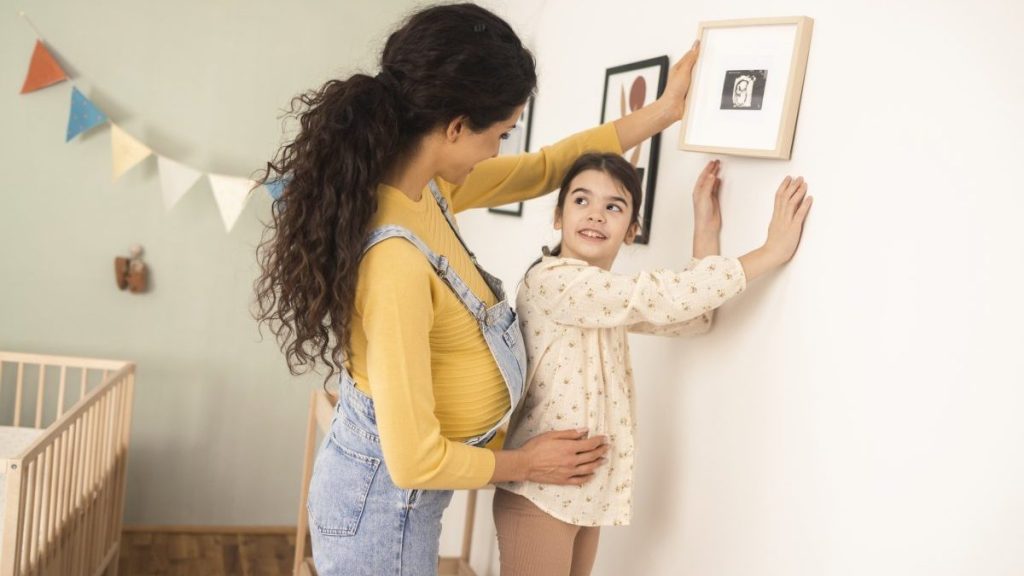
[
  {"xmin": 253, "ymin": 4, "xmax": 705, "ymax": 575},
  {"xmin": 495, "ymin": 154, "xmax": 812, "ymax": 575}
]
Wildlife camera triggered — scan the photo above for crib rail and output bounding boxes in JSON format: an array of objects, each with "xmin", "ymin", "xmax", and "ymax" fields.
[{"xmin": 0, "ymin": 352, "xmax": 135, "ymax": 576}]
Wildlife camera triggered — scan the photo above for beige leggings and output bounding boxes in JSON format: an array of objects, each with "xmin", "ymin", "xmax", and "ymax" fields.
[{"xmin": 492, "ymin": 488, "xmax": 601, "ymax": 576}]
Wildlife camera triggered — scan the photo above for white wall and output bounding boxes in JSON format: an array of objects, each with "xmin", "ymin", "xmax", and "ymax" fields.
[
  {"xmin": 0, "ymin": 0, "xmax": 425, "ymax": 525},
  {"xmin": 455, "ymin": 0, "xmax": 1024, "ymax": 574},
  {"xmin": 4, "ymin": 1, "xmax": 1024, "ymax": 574}
]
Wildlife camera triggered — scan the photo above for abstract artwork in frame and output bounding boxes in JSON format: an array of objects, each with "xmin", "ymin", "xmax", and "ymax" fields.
[
  {"xmin": 601, "ymin": 56, "xmax": 668, "ymax": 245},
  {"xmin": 678, "ymin": 17, "xmax": 814, "ymax": 159},
  {"xmin": 488, "ymin": 97, "xmax": 535, "ymax": 216}
]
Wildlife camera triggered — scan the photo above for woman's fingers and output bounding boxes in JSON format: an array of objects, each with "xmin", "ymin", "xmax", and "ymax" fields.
[
  {"xmin": 546, "ymin": 428, "xmax": 589, "ymax": 441},
  {"xmin": 574, "ymin": 457, "xmax": 606, "ymax": 477}
]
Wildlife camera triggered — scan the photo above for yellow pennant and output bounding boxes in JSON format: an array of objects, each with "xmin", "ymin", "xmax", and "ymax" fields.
[{"xmin": 110, "ymin": 124, "xmax": 152, "ymax": 181}]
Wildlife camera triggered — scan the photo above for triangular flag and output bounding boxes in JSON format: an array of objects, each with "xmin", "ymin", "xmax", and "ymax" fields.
[
  {"xmin": 66, "ymin": 87, "xmax": 108, "ymax": 141},
  {"xmin": 265, "ymin": 178, "xmax": 286, "ymax": 200},
  {"xmin": 157, "ymin": 156, "xmax": 202, "ymax": 211},
  {"xmin": 110, "ymin": 124, "xmax": 152, "ymax": 180},
  {"xmin": 208, "ymin": 174, "xmax": 254, "ymax": 232},
  {"xmin": 20, "ymin": 40, "xmax": 68, "ymax": 94}
]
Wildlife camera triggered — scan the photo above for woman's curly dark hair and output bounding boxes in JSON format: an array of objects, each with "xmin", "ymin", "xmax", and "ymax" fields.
[{"xmin": 254, "ymin": 3, "xmax": 536, "ymax": 379}]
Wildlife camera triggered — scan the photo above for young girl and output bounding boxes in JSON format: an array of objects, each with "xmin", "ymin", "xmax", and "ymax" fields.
[{"xmin": 494, "ymin": 153, "xmax": 812, "ymax": 575}]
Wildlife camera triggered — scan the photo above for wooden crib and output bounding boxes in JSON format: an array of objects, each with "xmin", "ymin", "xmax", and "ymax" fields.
[{"xmin": 0, "ymin": 351, "xmax": 135, "ymax": 576}]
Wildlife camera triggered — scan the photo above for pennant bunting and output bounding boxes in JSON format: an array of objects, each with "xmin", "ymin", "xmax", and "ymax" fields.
[
  {"xmin": 208, "ymin": 174, "xmax": 254, "ymax": 232},
  {"xmin": 20, "ymin": 40, "xmax": 68, "ymax": 94},
  {"xmin": 157, "ymin": 156, "xmax": 202, "ymax": 211},
  {"xmin": 110, "ymin": 124, "xmax": 153, "ymax": 180},
  {"xmin": 18, "ymin": 26, "xmax": 263, "ymax": 232},
  {"xmin": 265, "ymin": 178, "xmax": 286, "ymax": 200},
  {"xmin": 66, "ymin": 87, "xmax": 108, "ymax": 141}
]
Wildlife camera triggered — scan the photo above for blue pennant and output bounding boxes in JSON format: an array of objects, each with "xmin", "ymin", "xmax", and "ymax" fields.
[
  {"xmin": 265, "ymin": 178, "xmax": 287, "ymax": 200},
  {"xmin": 66, "ymin": 87, "xmax": 108, "ymax": 142}
]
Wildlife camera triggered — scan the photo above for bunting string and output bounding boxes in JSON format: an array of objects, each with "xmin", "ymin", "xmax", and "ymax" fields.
[{"xmin": 17, "ymin": 10, "xmax": 279, "ymax": 232}]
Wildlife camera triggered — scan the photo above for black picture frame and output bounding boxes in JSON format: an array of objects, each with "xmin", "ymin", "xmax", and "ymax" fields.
[
  {"xmin": 488, "ymin": 97, "xmax": 534, "ymax": 217},
  {"xmin": 600, "ymin": 56, "xmax": 669, "ymax": 245}
]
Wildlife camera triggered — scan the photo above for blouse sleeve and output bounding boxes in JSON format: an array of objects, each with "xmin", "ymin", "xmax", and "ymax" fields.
[
  {"xmin": 628, "ymin": 258, "xmax": 716, "ymax": 336},
  {"xmin": 525, "ymin": 256, "xmax": 746, "ymax": 331},
  {"xmin": 438, "ymin": 123, "xmax": 623, "ymax": 212}
]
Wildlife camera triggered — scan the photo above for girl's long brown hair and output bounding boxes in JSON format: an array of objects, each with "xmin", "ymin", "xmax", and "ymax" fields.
[{"xmin": 254, "ymin": 4, "xmax": 536, "ymax": 379}]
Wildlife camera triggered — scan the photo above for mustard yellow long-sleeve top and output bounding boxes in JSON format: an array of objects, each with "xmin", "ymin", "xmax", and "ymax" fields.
[{"xmin": 347, "ymin": 123, "xmax": 622, "ymax": 489}]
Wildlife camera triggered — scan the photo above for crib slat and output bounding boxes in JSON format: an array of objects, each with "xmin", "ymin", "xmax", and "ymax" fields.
[
  {"xmin": 30, "ymin": 452, "xmax": 44, "ymax": 571},
  {"xmin": 2, "ymin": 461, "xmax": 25, "ymax": 576},
  {"xmin": 14, "ymin": 362, "xmax": 25, "ymax": 427},
  {"xmin": 51, "ymin": 427, "xmax": 69, "ymax": 572},
  {"xmin": 85, "ymin": 403, "xmax": 99, "ymax": 571},
  {"xmin": 70, "ymin": 418, "xmax": 85, "ymax": 576},
  {"xmin": 101, "ymin": 386, "xmax": 114, "ymax": 563},
  {"xmin": 35, "ymin": 364, "xmax": 46, "ymax": 429},
  {"xmin": 47, "ymin": 436, "xmax": 63, "ymax": 559},
  {"xmin": 40, "ymin": 444, "xmax": 54, "ymax": 563},
  {"xmin": 19, "ymin": 461, "xmax": 36, "ymax": 574},
  {"xmin": 57, "ymin": 365, "xmax": 67, "ymax": 418}
]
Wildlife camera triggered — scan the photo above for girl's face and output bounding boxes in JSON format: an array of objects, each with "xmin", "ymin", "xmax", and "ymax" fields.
[
  {"xmin": 555, "ymin": 169, "xmax": 637, "ymax": 270},
  {"xmin": 438, "ymin": 105, "xmax": 524, "ymax": 184}
]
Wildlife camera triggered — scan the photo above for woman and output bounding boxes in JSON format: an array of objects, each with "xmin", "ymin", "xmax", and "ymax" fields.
[{"xmin": 254, "ymin": 4, "xmax": 701, "ymax": 575}]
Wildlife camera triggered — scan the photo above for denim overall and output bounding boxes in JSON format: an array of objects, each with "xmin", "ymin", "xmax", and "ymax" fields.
[{"xmin": 307, "ymin": 181, "xmax": 527, "ymax": 576}]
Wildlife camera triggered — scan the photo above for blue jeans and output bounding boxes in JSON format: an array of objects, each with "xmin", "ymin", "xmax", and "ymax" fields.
[{"xmin": 308, "ymin": 378, "xmax": 485, "ymax": 576}]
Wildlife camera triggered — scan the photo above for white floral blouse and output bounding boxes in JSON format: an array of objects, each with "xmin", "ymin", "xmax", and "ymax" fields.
[{"xmin": 499, "ymin": 255, "xmax": 747, "ymax": 526}]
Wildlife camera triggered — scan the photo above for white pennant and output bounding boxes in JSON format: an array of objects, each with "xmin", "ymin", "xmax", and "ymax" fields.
[
  {"xmin": 110, "ymin": 124, "xmax": 152, "ymax": 180},
  {"xmin": 207, "ymin": 174, "xmax": 254, "ymax": 232},
  {"xmin": 157, "ymin": 157, "xmax": 202, "ymax": 211}
]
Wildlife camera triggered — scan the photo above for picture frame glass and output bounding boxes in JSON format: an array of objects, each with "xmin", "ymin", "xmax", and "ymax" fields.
[{"xmin": 683, "ymin": 23, "xmax": 801, "ymax": 153}]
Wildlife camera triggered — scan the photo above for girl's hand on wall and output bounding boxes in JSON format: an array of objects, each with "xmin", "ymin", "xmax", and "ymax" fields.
[
  {"xmin": 692, "ymin": 160, "xmax": 723, "ymax": 258},
  {"xmin": 763, "ymin": 175, "xmax": 812, "ymax": 265},
  {"xmin": 518, "ymin": 429, "xmax": 609, "ymax": 485},
  {"xmin": 662, "ymin": 40, "xmax": 701, "ymax": 120},
  {"xmin": 738, "ymin": 176, "xmax": 812, "ymax": 281}
]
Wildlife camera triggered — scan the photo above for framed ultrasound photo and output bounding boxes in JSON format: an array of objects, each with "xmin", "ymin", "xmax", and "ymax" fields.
[
  {"xmin": 488, "ymin": 97, "xmax": 535, "ymax": 216},
  {"xmin": 678, "ymin": 17, "xmax": 813, "ymax": 159}
]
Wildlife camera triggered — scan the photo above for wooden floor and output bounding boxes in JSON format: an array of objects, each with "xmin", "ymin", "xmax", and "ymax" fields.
[{"xmin": 117, "ymin": 530, "xmax": 296, "ymax": 576}]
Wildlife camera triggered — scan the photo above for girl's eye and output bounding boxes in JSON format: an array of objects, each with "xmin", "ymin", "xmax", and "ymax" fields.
[
  {"xmin": 500, "ymin": 132, "xmax": 511, "ymax": 140},
  {"xmin": 573, "ymin": 197, "xmax": 587, "ymax": 206},
  {"xmin": 607, "ymin": 204, "xmax": 623, "ymax": 212}
]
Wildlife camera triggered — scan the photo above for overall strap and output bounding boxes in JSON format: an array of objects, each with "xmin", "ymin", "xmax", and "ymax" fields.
[
  {"xmin": 427, "ymin": 180, "xmax": 508, "ymax": 302},
  {"xmin": 362, "ymin": 225, "xmax": 488, "ymax": 323},
  {"xmin": 427, "ymin": 181, "xmax": 479, "ymax": 264}
]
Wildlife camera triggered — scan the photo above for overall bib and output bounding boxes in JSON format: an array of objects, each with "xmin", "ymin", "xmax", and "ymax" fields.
[{"xmin": 307, "ymin": 182, "xmax": 527, "ymax": 576}]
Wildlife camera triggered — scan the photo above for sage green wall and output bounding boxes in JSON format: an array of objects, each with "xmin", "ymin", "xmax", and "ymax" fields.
[{"xmin": 1, "ymin": 0, "xmax": 423, "ymax": 525}]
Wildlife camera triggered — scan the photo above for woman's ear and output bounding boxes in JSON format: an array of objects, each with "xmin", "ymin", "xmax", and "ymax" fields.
[
  {"xmin": 554, "ymin": 208, "xmax": 563, "ymax": 231},
  {"xmin": 446, "ymin": 116, "xmax": 467, "ymax": 142}
]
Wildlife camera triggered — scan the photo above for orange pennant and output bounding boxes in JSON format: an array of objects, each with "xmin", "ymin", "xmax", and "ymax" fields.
[{"xmin": 20, "ymin": 40, "xmax": 68, "ymax": 94}]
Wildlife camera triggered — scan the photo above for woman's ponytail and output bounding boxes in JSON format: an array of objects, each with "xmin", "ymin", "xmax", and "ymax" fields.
[
  {"xmin": 254, "ymin": 75, "xmax": 405, "ymax": 378},
  {"xmin": 255, "ymin": 3, "xmax": 536, "ymax": 380}
]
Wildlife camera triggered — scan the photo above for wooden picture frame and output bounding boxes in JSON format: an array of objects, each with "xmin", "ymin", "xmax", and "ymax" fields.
[
  {"xmin": 488, "ymin": 97, "xmax": 535, "ymax": 217},
  {"xmin": 600, "ymin": 56, "xmax": 668, "ymax": 245},
  {"xmin": 678, "ymin": 17, "xmax": 814, "ymax": 159}
]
